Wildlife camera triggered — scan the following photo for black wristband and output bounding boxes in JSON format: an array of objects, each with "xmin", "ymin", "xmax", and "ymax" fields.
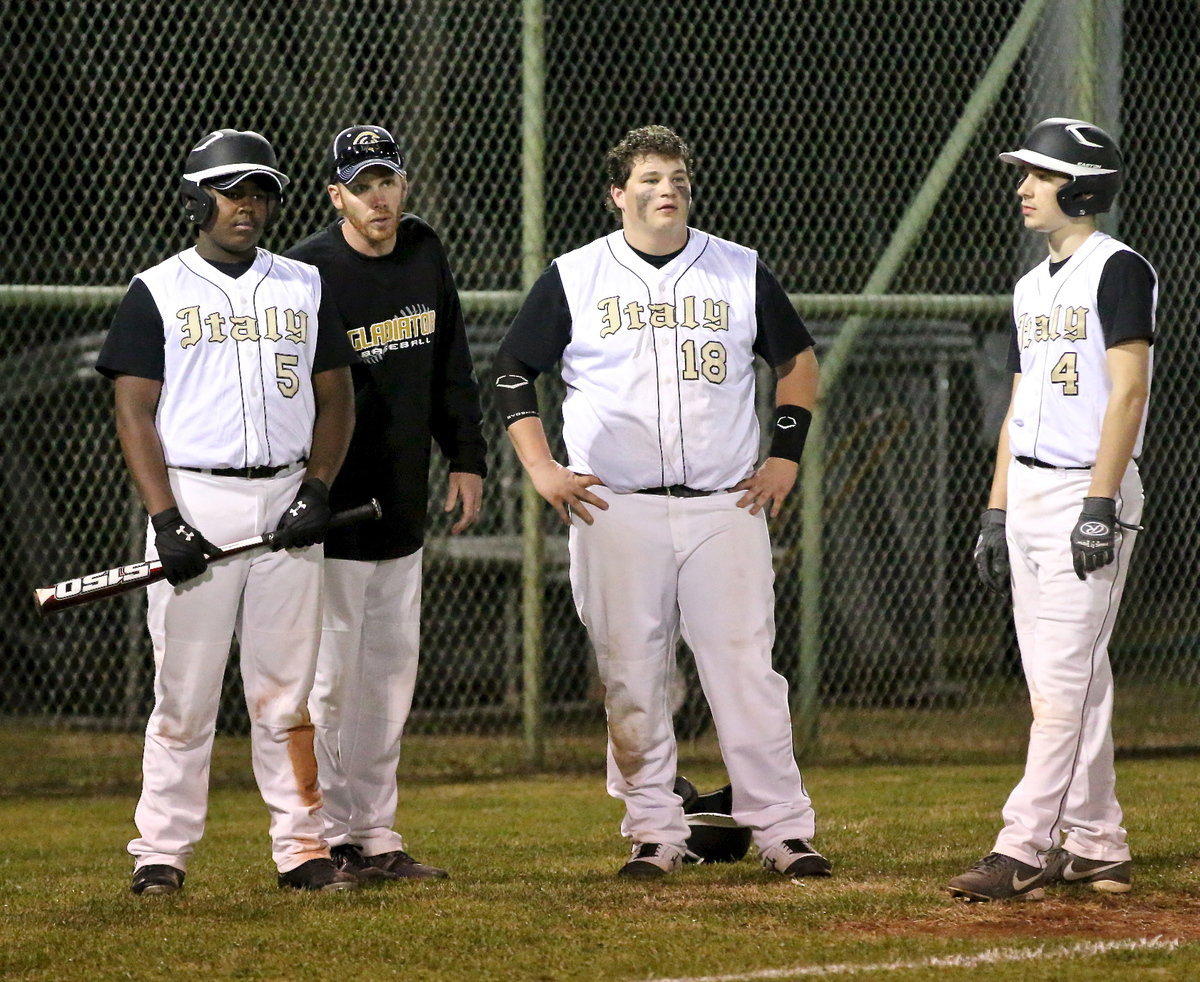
[{"xmin": 768, "ymin": 405, "xmax": 812, "ymax": 463}]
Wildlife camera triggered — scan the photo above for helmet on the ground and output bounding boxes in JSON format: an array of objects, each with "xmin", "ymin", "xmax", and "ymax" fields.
[
  {"xmin": 675, "ymin": 777, "xmax": 752, "ymax": 864},
  {"xmin": 180, "ymin": 129, "xmax": 289, "ymax": 227},
  {"xmin": 999, "ymin": 117, "xmax": 1122, "ymax": 216}
]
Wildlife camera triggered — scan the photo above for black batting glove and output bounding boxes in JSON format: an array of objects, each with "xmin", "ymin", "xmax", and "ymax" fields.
[
  {"xmin": 151, "ymin": 507, "xmax": 217, "ymax": 586},
  {"xmin": 1071, "ymin": 496, "xmax": 1117, "ymax": 580},
  {"xmin": 974, "ymin": 508, "xmax": 1010, "ymax": 595},
  {"xmin": 272, "ymin": 478, "xmax": 331, "ymax": 550}
]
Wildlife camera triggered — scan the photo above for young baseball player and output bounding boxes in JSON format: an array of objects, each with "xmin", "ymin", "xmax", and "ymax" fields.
[
  {"xmin": 96, "ymin": 129, "xmax": 359, "ymax": 895},
  {"xmin": 284, "ymin": 124, "xmax": 487, "ymax": 882},
  {"xmin": 494, "ymin": 125, "xmax": 830, "ymax": 881},
  {"xmin": 949, "ymin": 118, "xmax": 1156, "ymax": 902}
]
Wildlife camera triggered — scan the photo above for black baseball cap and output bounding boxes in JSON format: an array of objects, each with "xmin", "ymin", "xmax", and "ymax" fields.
[{"xmin": 329, "ymin": 124, "xmax": 406, "ymax": 184}]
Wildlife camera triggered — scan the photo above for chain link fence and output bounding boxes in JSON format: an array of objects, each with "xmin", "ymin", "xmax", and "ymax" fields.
[{"xmin": 3, "ymin": 0, "xmax": 1198, "ymax": 766}]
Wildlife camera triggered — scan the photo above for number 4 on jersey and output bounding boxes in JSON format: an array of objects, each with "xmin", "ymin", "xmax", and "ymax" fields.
[{"xmin": 1051, "ymin": 351, "xmax": 1079, "ymax": 395}]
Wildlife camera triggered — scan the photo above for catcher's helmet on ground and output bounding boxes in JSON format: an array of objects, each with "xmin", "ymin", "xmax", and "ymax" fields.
[
  {"xmin": 181, "ymin": 129, "xmax": 289, "ymax": 227},
  {"xmin": 674, "ymin": 776, "xmax": 752, "ymax": 864},
  {"xmin": 999, "ymin": 117, "xmax": 1122, "ymax": 217}
]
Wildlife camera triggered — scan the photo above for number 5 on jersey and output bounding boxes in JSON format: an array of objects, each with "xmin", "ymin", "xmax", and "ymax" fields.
[{"xmin": 276, "ymin": 353, "xmax": 300, "ymax": 397}]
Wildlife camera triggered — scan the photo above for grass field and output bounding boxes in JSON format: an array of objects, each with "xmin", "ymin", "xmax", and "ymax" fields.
[{"xmin": 2, "ymin": 726, "xmax": 1199, "ymax": 981}]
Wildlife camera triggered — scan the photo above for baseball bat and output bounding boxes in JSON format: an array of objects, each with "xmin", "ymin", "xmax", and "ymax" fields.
[{"xmin": 32, "ymin": 498, "xmax": 382, "ymax": 616}]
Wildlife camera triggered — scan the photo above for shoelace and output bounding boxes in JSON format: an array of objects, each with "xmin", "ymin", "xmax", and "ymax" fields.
[{"xmin": 972, "ymin": 852, "xmax": 1013, "ymax": 873}]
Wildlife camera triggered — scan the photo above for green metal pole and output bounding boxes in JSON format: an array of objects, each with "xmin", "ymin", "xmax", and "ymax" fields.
[
  {"xmin": 795, "ymin": 0, "xmax": 1052, "ymax": 756},
  {"xmin": 520, "ymin": 0, "xmax": 546, "ymax": 767},
  {"xmin": 1074, "ymin": 0, "xmax": 1097, "ymax": 122}
]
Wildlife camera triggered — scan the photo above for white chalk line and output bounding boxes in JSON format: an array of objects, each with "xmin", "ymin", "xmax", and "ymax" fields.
[{"xmin": 634, "ymin": 936, "xmax": 1182, "ymax": 982}]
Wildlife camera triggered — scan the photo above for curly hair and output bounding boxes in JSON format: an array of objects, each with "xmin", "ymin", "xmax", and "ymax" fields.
[{"xmin": 603, "ymin": 125, "xmax": 693, "ymax": 216}]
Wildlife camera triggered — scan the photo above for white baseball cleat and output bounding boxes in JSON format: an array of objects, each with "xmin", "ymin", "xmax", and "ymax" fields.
[{"xmin": 617, "ymin": 842, "xmax": 685, "ymax": 880}]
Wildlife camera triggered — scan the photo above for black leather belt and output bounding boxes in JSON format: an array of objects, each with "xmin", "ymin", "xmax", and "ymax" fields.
[
  {"xmin": 1015, "ymin": 455, "xmax": 1091, "ymax": 471},
  {"xmin": 637, "ymin": 484, "xmax": 724, "ymax": 498},
  {"xmin": 179, "ymin": 462, "xmax": 299, "ymax": 479}
]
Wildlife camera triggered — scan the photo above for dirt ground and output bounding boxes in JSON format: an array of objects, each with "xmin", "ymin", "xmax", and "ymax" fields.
[{"xmin": 842, "ymin": 892, "xmax": 1200, "ymax": 942}]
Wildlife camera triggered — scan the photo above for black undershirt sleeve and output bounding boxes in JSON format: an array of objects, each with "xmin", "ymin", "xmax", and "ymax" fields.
[
  {"xmin": 497, "ymin": 265, "xmax": 573, "ymax": 372},
  {"xmin": 95, "ymin": 278, "xmax": 165, "ymax": 380},
  {"xmin": 1006, "ymin": 313, "xmax": 1020, "ymax": 373},
  {"xmin": 752, "ymin": 259, "xmax": 815, "ymax": 367},
  {"xmin": 1097, "ymin": 251, "xmax": 1156, "ymax": 348}
]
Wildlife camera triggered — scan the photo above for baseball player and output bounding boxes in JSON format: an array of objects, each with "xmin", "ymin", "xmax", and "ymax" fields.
[
  {"xmin": 96, "ymin": 129, "xmax": 359, "ymax": 894},
  {"xmin": 494, "ymin": 125, "xmax": 830, "ymax": 881},
  {"xmin": 949, "ymin": 118, "xmax": 1156, "ymax": 902},
  {"xmin": 284, "ymin": 124, "xmax": 487, "ymax": 882}
]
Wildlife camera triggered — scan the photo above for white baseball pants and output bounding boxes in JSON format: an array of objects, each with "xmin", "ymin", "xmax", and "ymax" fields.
[
  {"xmin": 993, "ymin": 459, "xmax": 1142, "ymax": 866},
  {"xmin": 129, "ymin": 467, "xmax": 330, "ymax": 874},
  {"xmin": 569, "ymin": 488, "xmax": 817, "ymax": 854},
  {"xmin": 309, "ymin": 553, "xmax": 423, "ymax": 855}
]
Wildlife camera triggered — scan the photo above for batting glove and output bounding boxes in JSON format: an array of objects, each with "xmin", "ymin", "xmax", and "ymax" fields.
[
  {"xmin": 974, "ymin": 508, "xmax": 1010, "ymax": 595},
  {"xmin": 1071, "ymin": 496, "xmax": 1117, "ymax": 580},
  {"xmin": 151, "ymin": 507, "xmax": 216, "ymax": 586},
  {"xmin": 272, "ymin": 478, "xmax": 331, "ymax": 550}
]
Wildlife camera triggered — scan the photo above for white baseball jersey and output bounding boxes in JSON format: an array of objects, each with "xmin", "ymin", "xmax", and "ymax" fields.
[
  {"xmin": 499, "ymin": 225, "xmax": 821, "ymax": 857},
  {"xmin": 554, "ymin": 229, "xmax": 760, "ymax": 493},
  {"xmin": 100, "ymin": 247, "xmax": 343, "ymax": 469},
  {"xmin": 1008, "ymin": 232, "xmax": 1157, "ymax": 467}
]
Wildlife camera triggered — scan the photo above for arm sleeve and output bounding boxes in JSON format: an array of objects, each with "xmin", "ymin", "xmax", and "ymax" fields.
[
  {"xmin": 751, "ymin": 259, "xmax": 815, "ymax": 366},
  {"xmin": 493, "ymin": 349, "xmax": 543, "ymax": 427},
  {"xmin": 95, "ymin": 279, "xmax": 165, "ymax": 380},
  {"xmin": 312, "ymin": 276, "xmax": 358, "ymax": 373},
  {"xmin": 497, "ymin": 264, "xmax": 573, "ymax": 372},
  {"xmin": 1097, "ymin": 251, "xmax": 1156, "ymax": 348},
  {"xmin": 430, "ymin": 258, "xmax": 489, "ymax": 476}
]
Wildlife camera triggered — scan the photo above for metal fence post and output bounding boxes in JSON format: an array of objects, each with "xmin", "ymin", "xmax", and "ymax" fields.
[{"xmin": 520, "ymin": 0, "xmax": 546, "ymax": 766}]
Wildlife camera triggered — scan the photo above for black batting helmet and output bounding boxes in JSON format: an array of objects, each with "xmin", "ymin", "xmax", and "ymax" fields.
[
  {"xmin": 674, "ymin": 776, "xmax": 752, "ymax": 864},
  {"xmin": 999, "ymin": 117, "xmax": 1123, "ymax": 217},
  {"xmin": 180, "ymin": 129, "xmax": 289, "ymax": 228}
]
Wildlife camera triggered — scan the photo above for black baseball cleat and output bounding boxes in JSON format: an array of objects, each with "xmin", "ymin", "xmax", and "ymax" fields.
[
  {"xmin": 1045, "ymin": 847, "xmax": 1132, "ymax": 893},
  {"xmin": 131, "ymin": 864, "xmax": 185, "ymax": 895},
  {"xmin": 362, "ymin": 848, "xmax": 450, "ymax": 880},
  {"xmin": 330, "ymin": 843, "xmax": 395, "ymax": 883},
  {"xmin": 761, "ymin": 839, "xmax": 833, "ymax": 878},
  {"xmin": 277, "ymin": 858, "xmax": 358, "ymax": 892},
  {"xmin": 947, "ymin": 851, "xmax": 1053, "ymax": 902}
]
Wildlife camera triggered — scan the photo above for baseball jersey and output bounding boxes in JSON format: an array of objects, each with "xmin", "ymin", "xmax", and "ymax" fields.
[
  {"xmin": 284, "ymin": 216, "xmax": 487, "ymax": 560},
  {"xmin": 501, "ymin": 229, "xmax": 813, "ymax": 494},
  {"xmin": 1006, "ymin": 231, "xmax": 1157, "ymax": 467},
  {"xmin": 96, "ymin": 248, "xmax": 355, "ymax": 469}
]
